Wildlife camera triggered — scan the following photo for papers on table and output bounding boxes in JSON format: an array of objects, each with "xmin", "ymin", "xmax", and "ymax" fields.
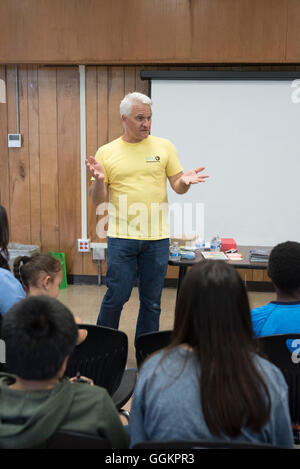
[
  {"xmin": 226, "ymin": 252, "xmax": 243, "ymax": 261},
  {"xmin": 201, "ymin": 251, "xmax": 228, "ymax": 260},
  {"xmin": 249, "ymin": 249, "xmax": 270, "ymax": 263}
]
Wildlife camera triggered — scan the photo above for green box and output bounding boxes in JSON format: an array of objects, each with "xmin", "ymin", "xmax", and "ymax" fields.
[{"xmin": 49, "ymin": 251, "xmax": 68, "ymax": 289}]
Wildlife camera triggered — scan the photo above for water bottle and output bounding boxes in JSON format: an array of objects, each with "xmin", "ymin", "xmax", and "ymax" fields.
[
  {"xmin": 170, "ymin": 241, "xmax": 181, "ymax": 260},
  {"xmin": 210, "ymin": 235, "xmax": 221, "ymax": 252},
  {"xmin": 195, "ymin": 238, "xmax": 205, "ymax": 251}
]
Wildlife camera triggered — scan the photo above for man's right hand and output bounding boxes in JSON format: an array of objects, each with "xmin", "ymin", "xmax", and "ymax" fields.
[
  {"xmin": 85, "ymin": 156, "xmax": 105, "ymax": 182},
  {"xmin": 86, "ymin": 156, "xmax": 108, "ymax": 205}
]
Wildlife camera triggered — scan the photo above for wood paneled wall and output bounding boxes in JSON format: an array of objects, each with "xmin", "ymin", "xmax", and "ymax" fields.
[
  {"xmin": 0, "ymin": 63, "xmax": 278, "ymax": 282},
  {"xmin": 0, "ymin": 64, "xmax": 149, "ymax": 276},
  {"xmin": 0, "ymin": 0, "xmax": 300, "ymax": 64}
]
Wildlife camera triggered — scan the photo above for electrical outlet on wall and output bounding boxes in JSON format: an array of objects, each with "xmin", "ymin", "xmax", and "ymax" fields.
[
  {"xmin": 77, "ymin": 239, "xmax": 90, "ymax": 252},
  {"xmin": 92, "ymin": 247, "xmax": 105, "ymax": 260},
  {"xmin": 8, "ymin": 134, "xmax": 22, "ymax": 148}
]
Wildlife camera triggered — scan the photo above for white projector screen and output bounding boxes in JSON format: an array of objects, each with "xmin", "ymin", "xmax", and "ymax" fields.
[{"xmin": 150, "ymin": 77, "xmax": 300, "ymax": 246}]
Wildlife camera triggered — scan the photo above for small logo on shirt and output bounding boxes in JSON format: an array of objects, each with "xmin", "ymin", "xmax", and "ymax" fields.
[{"xmin": 146, "ymin": 156, "xmax": 160, "ymax": 163}]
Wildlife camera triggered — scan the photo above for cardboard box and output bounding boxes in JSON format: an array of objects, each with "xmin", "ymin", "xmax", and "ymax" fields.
[{"xmin": 170, "ymin": 234, "xmax": 197, "ymax": 247}]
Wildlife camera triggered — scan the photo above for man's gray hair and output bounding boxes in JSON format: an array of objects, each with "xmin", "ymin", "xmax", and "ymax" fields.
[{"xmin": 120, "ymin": 92, "xmax": 152, "ymax": 117}]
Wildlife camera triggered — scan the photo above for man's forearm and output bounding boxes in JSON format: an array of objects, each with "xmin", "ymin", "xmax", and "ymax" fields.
[
  {"xmin": 89, "ymin": 180, "xmax": 108, "ymax": 205},
  {"xmin": 172, "ymin": 176, "xmax": 190, "ymax": 194}
]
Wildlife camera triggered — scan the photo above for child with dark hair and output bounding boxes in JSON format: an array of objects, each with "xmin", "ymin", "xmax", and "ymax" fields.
[
  {"xmin": 129, "ymin": 260, "xmax": 293, "ymax": 448},
  {"xmin": 13, "ymin": 253, "xmax": 87, "ymax": 344},
  {"xmin": 0, "ymin": 205, "xmax": 25, "ymax": 315},
  {"xmin": 251, "ymin": 241, "xmax": 300, "ymax": 336},
  {"xmin": 0, "ymin": 296, "xmax": 129, "ymax": 449},
  {"xmin": 14, "ymin": 253, "xmax": 62, "ymax": 298}
]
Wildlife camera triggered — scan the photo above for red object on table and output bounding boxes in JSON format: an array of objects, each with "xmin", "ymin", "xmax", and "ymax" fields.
[{"xmin": 221, "ymin": 238, "xmax": 237, "ymax": 252}]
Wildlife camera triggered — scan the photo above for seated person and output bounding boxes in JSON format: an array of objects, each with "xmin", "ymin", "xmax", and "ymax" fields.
[
  {"xmin": 13, "ymin": 253, "xmax": 87, "ymax": 344},
  {"xmin": 0, "ymin": 205, "xmax": 25, "ymax": 316},
  {"xmin": 0, "ymin": 266, "xmax": 25, "ymax": 316},
  {"xmin": 0, "ymin": 295, "xmax": 129, "ymax": 449},
  {"xmin": 129, "ymin": 260, "xmax": 293, "ymax": 448},
  {"xmin": 251, "ymin": 241, "xmax": 300, "ymax": 337}
]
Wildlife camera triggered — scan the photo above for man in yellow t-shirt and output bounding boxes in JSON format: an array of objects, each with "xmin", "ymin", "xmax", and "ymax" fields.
[{"xmin": 86, "ymin": 92, "xmax": 208, "ymax": 342}]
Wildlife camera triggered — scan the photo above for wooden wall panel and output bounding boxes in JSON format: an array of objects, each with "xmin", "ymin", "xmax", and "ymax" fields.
[
  {"xmin": 83, "ymin": 66, "xmax": 98, "ymax": 276},
  {"xmin": 237, "ymin": 269, "xmax": 253, "ymax": 283},
  {"xmin": 0, "ymin": 66, "xmax": 10, "ymax": 214},
  {"xmin": 27, "ymin": 65, "xmax": 41, "ymax": 246},
  {"xmin": 0, "ymin": 0, "xmax": 297, "ymax": 64},
  {"xmin": 286, "ymin": 0, "xmax": 300, "ymax": 61},
  {"xmin": 263, "ymin": 270, "xmax": 272, "ymax": 282},
  {"xmin": 7, "ymin": 65, "xmax": 31, "ymax": 244},
  {"xmin": 95, "ymin": 66, "xmax": 109, "ymax": 256},
  {"xmin": 252, "ymin": 270, "xmax": 265, "ymax": 282},
  {"xmin": 108, "ymin": 67, "xmax": 125, "ymax": 142},
  {"xmin": 189, "ymin": 0, "xmax": 287, "ymax": 62},
  {"xmin": 124, "ymin": 67, "xmax": 136, "ymax": 96},
  {"xmin": 38, "ymin": 67, "xmax": 60, "ymax": 252},
  {"xmin": 57, "ymin": 67, "xmax": 82, "ymax": 274},
  {"xmin": 97, "ymin": 67, "xmax": 109, "ymax": 151}
]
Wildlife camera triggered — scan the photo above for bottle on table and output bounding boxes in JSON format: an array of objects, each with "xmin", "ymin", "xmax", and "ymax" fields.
[
  {"xmin": 210, "ymin": 235, "xmax": 221, "ymax": 252},
  {"xmin": 170, "ymin": 241, "xmax": 181, "ymax": 260},
  {"xmin": 195, "ymin": 238, "xmax": 205, "ymax": 251}
]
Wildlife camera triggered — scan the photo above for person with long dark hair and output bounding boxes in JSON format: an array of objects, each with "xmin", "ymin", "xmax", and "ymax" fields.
[
  {"xmin": 0, "ymin": 205, "xmax": 25, "ymax": 316},
  {"xmin": 129, "ymin": 260, "xmax": 293, "ymax": 447}
]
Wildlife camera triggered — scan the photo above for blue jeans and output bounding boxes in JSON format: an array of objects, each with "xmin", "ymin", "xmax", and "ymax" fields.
[{"xmin": 97, "ymin": 237, "xmax": 170, "ymax": 343}]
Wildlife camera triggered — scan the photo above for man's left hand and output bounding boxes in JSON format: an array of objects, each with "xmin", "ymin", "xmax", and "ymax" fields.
[{"xmin": 181, "ymin": 167, "xmax": 209, "ymax": 186}]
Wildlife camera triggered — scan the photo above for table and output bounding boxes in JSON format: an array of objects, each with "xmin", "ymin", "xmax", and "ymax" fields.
[{"xmin": 168, "ymin": 245, "xmax": 271, "ymax": 299}]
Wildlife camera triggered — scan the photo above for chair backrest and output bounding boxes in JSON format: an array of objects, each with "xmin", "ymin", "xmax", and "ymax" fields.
[
  {"xmin": 0, "ymin": 314, "xmax": 5, "ymax": 372},
  {"xmin": 132, "ymin": 439, "xmax": 284, "ymax": 449},
  {"xmin": 65, "ymin": 324, "xmax": 128, "ymax": 396},
  {"xmin": 257, "ymin": 334, "xmax": 300, "ymax": 424},
  {"xmin": 36, "ymin": 430, "xmax": 110, "ymax": 449},
  {"xmin": 135, "ymin": 330, "xmax": 172, "ymax": 369}
]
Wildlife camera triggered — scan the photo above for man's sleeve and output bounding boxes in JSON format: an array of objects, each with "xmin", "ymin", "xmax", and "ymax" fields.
[{"xmin": 165, "ymin": 140, "xmax": 183, "ymax": 177}]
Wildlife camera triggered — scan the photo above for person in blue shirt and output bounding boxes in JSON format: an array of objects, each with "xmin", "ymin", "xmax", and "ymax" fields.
[
  {"xmin": 0, "ymin": 205, "xmax": 25, "ymax": 316},
  {"xmin": 129, "ymin": 260, "xmax": 293, "ymax": 448},
  {"xmin": 251, "ymin": 241, "xmax": 300, "ymax": 337},
  {"xmin": 0, "ymin": 268, "xmax": 26, "ymax": 316}
]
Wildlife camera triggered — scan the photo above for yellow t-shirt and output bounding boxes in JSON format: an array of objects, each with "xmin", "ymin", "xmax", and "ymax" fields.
[{"xmin": 94, "ymin": 135, "xmax": 183, "ymax": 240}]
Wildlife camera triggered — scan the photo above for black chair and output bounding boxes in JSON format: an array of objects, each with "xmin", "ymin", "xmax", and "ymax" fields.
[
  {"xmin": 132, "ymin": 439, "xmax": 286, "ymax": 449},
  {"xmin": 35, "ymin": 430, "xmax": 110, "ymax": 449},
  {"xmin": 111, "ymin": 367, "xmax": 137, "ymax": 420},
  {"xmin": 65, "ymin": 324, "xmax": 137, "ymax": 417},
  {"xmin": 0, "ymin": 314, "xmax": 5, "ymax": 372},
  {"xmin": 135, "ymin": 330, "xmax": 172, "ymax": 369},
  {"xmin": 257, "ymin": 334, "xmax": 300, "ymax": 439}
]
